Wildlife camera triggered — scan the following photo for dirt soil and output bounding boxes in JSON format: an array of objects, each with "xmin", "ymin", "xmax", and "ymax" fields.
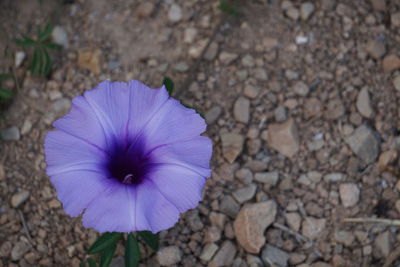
[{"xmin": 2, "ymin": 0, "xmax": 400, "ymax": 266}]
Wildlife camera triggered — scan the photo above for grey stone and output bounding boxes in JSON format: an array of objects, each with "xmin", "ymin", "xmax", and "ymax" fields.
[
  {"xmin": 174, "ymin": 62, "xmax": 189, "ymax": 72},
  {"xmin": 205, "ymin": 106, "xmax": 222, "ymax": 124},
  {"xmin": 51, "ymin": 25, "xmax": 69, "ymax": 48},
  {"xmin": 375, "ymin": 231, "xmax": 391, "ymax": 257},
  {"xmin": 284, "ymin": 212, "xmax": 301, "ymax": 232},
  {"xmin": 323, "ymin": 172, "xmax": 346, "ymax": 183},
  {"xmin": 393, "ymin": 75, "xmax": 400, "ymax": 91},
  {"xmin": 220, "ymin": 195, "xmax": 240, "ymax": 218},
  {"xmin": 11, "ymin": 190, "xmax": 30, "ymax": 208},
  {"xmin": 262, "ymin": 245, "xmax": 290, "ymax": 267},
  {"xmin": 286, "ymin": 7, "xmax": 299, "ymax": 21},
  {"xmin": 232, "ymin": 184, "xmax": 257, "ymax": 203},
  {"xmin": 302, "ymin": 217, "xmax": 326, "ymax": 240},
  {"xmin": 292, "ymin": 81, "xmax": 309, "ymax": 96},
  {"xmin": 168, "ymin": 4, "xmax": 182, "ymax": 23},
  {"xmin": 356, "ymin": 87, "xmax": 373, "ymax": 118},
  {"xmin": 204, "ymin": 42, "xmax": 218, "ymax": 61},
  {"xmin": 254, "ymin": 171, "xmax": 279, "ymax": 186},
  {"xmin": 241, "ymin": 54, "xmax": 255, "ymax": 67},
  {"xmin": 235, "ymin": 168, "xmax": 253, "ymax": 184},
  {"xmin": 339, "ymin": 183, "xmax": 360, "ymax": 207},
  {"xmin": 209, "ymin": 241, "xmax": 237, "ymax": 267},
  {"xmin": 186, "ymin": 210, "xmax": 204, "ymax": 231},
  {"xmin": 11, "ymin": 241, "xmax": 30, "ymax": 261},
  {"xmin": 110, "ymin": 256, "xmax": 124, "ymax": 267},
  {"xmin": 274, "ymin": 106, "xmax": 288, "ymax": 122},
  {"xmin": 244, "ymin": 84, "xmax": 260, "ymax": 99},
  {"xmin": 200, "ymin": 243, "xmax": 219, "ymax": 261},
  {"xmin": 1, "ymin": 126, "xmax": 20, "ymax": 141},
  {"xmin": 253, "ymin": 68, "xmax": 268, "ymax": 81},
  {"xmin": 53, "ymin": 98, "xmax": 71, "ymax": 115},
  {"xmin": 21, "ymin": 119, "xmax": 32, "ymax": 135},
  {"xmin": 15, "ymin": 51, "xmax": 26, "ymax": 68},
  {"xmin": 233, "ymin": 97, "xmax": 250, "ymax": 123},
  {"xmin": 365, "ymin": 40, "xmax": 386, "ymax": 60},
  {"xmin": 219, "ymin": 52, "xmax": 238, "ymax": 65},
  {"xmin": 156, "ymin": 246, "xmax": 182, "ymax": 266},
  {"xmin": 345, "ymin": 125, "xmax": 380, "ymax": 164},
  {"xmin": 300, "ymin": 2, "xmax": 315, "ymax": 20}
]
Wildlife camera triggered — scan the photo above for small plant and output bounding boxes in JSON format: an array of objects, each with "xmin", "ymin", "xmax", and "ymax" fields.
[
  {"xmin": 218, "ymin": 0, "xmax": 241, "ymax": 17},
  {"xmin": 15, "ymin": 23, "xmax": 61, "ymax": 77},
  {"xmin": 0, "ymin": 73, "xmax": 14, "ymax": 104}
]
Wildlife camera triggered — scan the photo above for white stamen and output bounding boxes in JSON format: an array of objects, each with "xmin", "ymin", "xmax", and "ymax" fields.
[{"xmin": 122, "ymin": 174, "xmax": 134, "ymax": 184}]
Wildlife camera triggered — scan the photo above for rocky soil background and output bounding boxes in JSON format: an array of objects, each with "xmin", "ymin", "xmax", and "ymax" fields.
[{"xmin": 1, "ymin": 0, "xmax": 400, "ymax": 266}]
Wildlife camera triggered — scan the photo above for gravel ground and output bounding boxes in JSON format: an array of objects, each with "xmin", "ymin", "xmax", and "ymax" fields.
[{"xmin": 2, "ymin": 0, "xmax": 400, "ymax": 266}]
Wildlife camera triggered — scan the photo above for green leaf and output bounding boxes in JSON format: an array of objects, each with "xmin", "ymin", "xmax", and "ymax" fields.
[
  {"xmin": 138, "ymin": 231, "xmax": 159, "ymax": 251},
  {"xmin": 39, "ymin": 23, "xmax": 53, "ymax": 41},
  {"xmin": 0, "ymin": 73, "xmax": 13, "ymax": 81},
  {"xmin": 0, "ymin": 88, "xmax": 13, "ymax": 100},
  {"xmin": 79, "ymin": 262, "xmax": 86, "ymax": 267},
  {"xmin": 87, "ymin": 258, "xmax": 97, "ymax": 267},
  {"xmin": 99, "ymin": 244, "xmax": 116, "ymax": 267},
  {"xmin": 15, "ymin": 35, "xmax": 36, "ymax": 47},
  {"xmin": 44, "ymin": 42, "xmax": 62, "ymax": 50},
  {"xmin": 88, "ymin": 232, "xmax": 122, "ymax": 254},
  {"xmin": 218, "ymin": 0, "xmax": 240, "ymax": 17},
  {"xmin": 162, "ymin": 77, "xmax": 174, "ymax": 96},
  {"xmin": 125, "ymin": 233, "xmax": 140, "ymax": 267},
  {"xmin": 31, "ymin": 47, "xmax": 41, "ymax": 76},
  {"xmin": 42, "ymin": 48, "xmax": 52, "ymax": 76}
]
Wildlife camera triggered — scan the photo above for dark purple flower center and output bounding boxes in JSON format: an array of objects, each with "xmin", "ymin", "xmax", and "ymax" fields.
[{"xmin": 105, "ymin": 140, "xmax": 151, "ymax": 185}]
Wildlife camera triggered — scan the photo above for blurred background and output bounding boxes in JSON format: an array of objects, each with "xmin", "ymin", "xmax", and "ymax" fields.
[{"xmin": 1, "ymin": 0, "xmax": 400, "ymax": 266}]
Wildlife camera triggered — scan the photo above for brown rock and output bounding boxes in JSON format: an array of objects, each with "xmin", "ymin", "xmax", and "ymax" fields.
[
  {"xmin": 382, "ymin": 55, "xmax": 400, "ymax": 72},
  {"xmin": 209, "ymin": 241, "xmax": 237, "ymax": 267},
  {"xmin": 284, "ymin": 212, "xmax": 301, "ymax": 232},
  {"xmin": 301, "ymin": 217, "xmax": 326, "ymax": 240},
  {"xmin": 377, "ymin": 150, "xmax": 398, "ymax": 170},
  {"xmin": 365, "ymin": 40, "xmax": 386, "ymax": 60},
  {"xmin": 267, "ymin": 119, "xmax": 299, "ymax": 158},
  {"xmin": 370, "ymin": 0, "xmax": 386, "ymax": 11},
  {"xmin": 220, "ymin": 133, "xmax": 244, "ymax": 163},
  {"xmin": 136, "ymin": 2, "xmax": 154, "ymax": 18},
  {"xmin": 356, "ymin": 87, "xmax": 373, "ymax": 118},
  {"xmin": 234, "ymin": 200, "xmax": 277, "ymax": 253},
  {"xmin": 77, "ymin": 49, "xmax": 102, "ymax": 74},
  {"xmin": 339, "ymin": 183, "xmax": 360, "ymax": 207},
  {"xmin": 391, "ymin": 12, "xmax": 400, "ymax": 27}
]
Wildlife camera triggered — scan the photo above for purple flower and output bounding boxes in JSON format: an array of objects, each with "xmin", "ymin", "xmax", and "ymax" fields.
[{"xmin": 44, "ymin": 80, "xmax": 212, "ymax": 233}]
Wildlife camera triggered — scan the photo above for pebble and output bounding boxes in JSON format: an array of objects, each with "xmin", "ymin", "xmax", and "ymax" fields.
[
  {"xmin": 168, "ymin": 4, "xmax": 182, "ymax": 23},
  {"xmin": 356, "ymin": 87, "xmax": 373, "ymax": 118},
  {"xmin": 205, "ymin": 106, "xmax": 222, "ymax": 124},
  {"xmin": 334, "ymin": 231, "xmax": 355, "ymax": 246},
  {"xmin": 300, "ymin": 2, "xmax": 315, "ymax": 21},
  {"xmin": 391, "ymin": 12, "xmax": 400, "ymax": 27},
  {"xmin": 301, "ymin": 217, "xmax": 326, "ymax": 240},
  {"xmin": 219, "ymin": 195, "xmax": 240, "ymax": 218},
  {"xmin": 77, "ymin": 49, "xmax": 101, "ymax": 74},
  {"xmin": 51, "ymin": 25, "xmax": 69, "ymax": 48},
  {"xmin": 186, "ymin": 210, "xmax": 203, "ymax": 231},
  {"xmin": 136, "ymin": 2, "xmax": 154, "ymax": 18},
  {"xmin": 184, "ymin": 27, "xmax": 197, "ymax": 43},
  {"xmin": 174, "ymin": 62, "xmax": 189, "ymax": 72},
  {"xmin": 261, "ymin": 245, "xmax": 290, "ymax": 267},
  {"xmin": 243, "ymin": 84, "xmax": 260, "ymax": 99},
  {"xmin": 292, "ymin": 81, "xmax": 309, "ymax": 96},
  {"xmin": 253, "ymin": 68, "xmax": 268, "ymax": 81},
  {"xmin": 233, "ymin": 96, "xmax": 250, "ymax": 124},
  {"xmin": 339, "ymin": 183, "xmax": 360, "ymax": 207},
  {"xmin": 11, "ymin": 241, "xmax": 30, "ymax": 261},
  {"xmin": 267, "ymin": 118, "xmax": 299, "ymax": 158},
  {"xmin": 15, "ymin": 51, "xmax": 26, "ymax": 68},
  {"xmin": 382, "ymin": 55, "xmax": 400, "ymax": 72},
  {"xmin": 235, "ymin": 168, "xmax": 253, "ymax": 184},
  {"xmin": 110, "ymin": 257, "xmax": 124, "ymax": 267},
  {"xmin": 393, "ymin": 75, "xmax": 400, "ymax": 91},
  {"xmin": 324, "ymin": 97, "xmax": 345, "ymax": 120},
  {"xmin": 209, "ymin": 241, "xmax": 236, "ymax": 267},
  {"xmin": 284, "ymin": 212, "xmax": 301, "ymax": 231},
  {"xmin": 53, "ymin": 98, "xmax": 71, "ymax": 115},
  {"xmin": 285, "ymin": 70, "xmax": 299, "ymax": 80},
  {"xmin": 375, "ymin": 231, "xmax": 390, "ymax": 257},
  {"xmin": 345, "ymin": 125, "xmax": 380, "ymax": 164},
  {"xmin": 254, "ymin": 171, "xmax": 279, "ymax": 186},
  {"xmin": 377, "ymin": 150, "xmax": 397, "ymax": 170},
  {"xmin": 204, "ymin": 42, "xmax": 219, "ymax": 61},
  {"xmin": 1, "ymin": 126, "xmax": 20, "ymax": 141},
  {"xmin": 200, "ymin": 243, "xmax": 219, "ymax": 261},
  {"xmin": 295, "ymin": 35, "xmax": 309, "ymax": 45},
  {"xmin": 232, "ymin": 184, "xmax": 257, "ymax": 203},
  {"xmin": 219, "ymin": 52, "xmax": 238, "ymax": 65},
  {"xmin": 233, "ymin": 200, "xmax": 277, "ymax": 253},
  {"xmin": 274, "ymin": 106, "xmax": 288, "ymax": 122},
  {"xmin": 241, "ymin": 55, "xmax": 255, "ymax": 68},
  {"xmin": 370, "ymin": 0, "xmax": 386, "ymax": 11},
  {"xmin": 323, "ymin": 172, "xmax": 346, "ymax": 183},
  {"xmin": 285, "ymin": 7, "xmax": 300, "ymax": 21},
  {"xmin": 220, "ymin": 133, "xmax": 244, "ymax": 163},
  {"xmin": 11, "ymin": 190, "xmax": 30, "ymax": 208},
  {"xmin": 0, "ymin": 163, "xmax": 4, "ymax": 180},
  {"xmin": 156, "ymin": 246, "xmax": 182, "ymax": 266},
  {"xmin": 365, "ymin": 40, "xmax": 386, "ymax": 60}
]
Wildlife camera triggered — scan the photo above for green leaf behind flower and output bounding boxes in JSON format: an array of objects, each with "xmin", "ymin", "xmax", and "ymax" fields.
[
  {"xmin": 88, "ymin": 232, "xmax": 122, "ymax": 254},
  {"xmin": 99, "ymin": 244, "xmax": 117, "ymax": 267},
  {"xmin": 138, "ymin": 231, "xmax": 159, "ymax": 251},
  {"xmin": 125, "ymin": 233, "xmax": 140, "ymax": 267},
  {"xmin": 163, "ymin": 77, "xmax": 174, "ymax": 96}
]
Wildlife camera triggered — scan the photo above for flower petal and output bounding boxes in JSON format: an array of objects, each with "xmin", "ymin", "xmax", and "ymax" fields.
[
  {"xmin": 45, "ymin": 130, "xmax": 107, "ymax": 176},
  {"xmin": 148, "ymin": 136, "xmax": 212, "ymax": 178},
  {"xmin": 147, "ymin": 165, "xmax": 206, "ymax": 213},
  {"xmin": 82, "ymin": 181, "xmax": 179, "ymax": 233},
  {"xmin": 53, "ymin": 95, "xmax": 108, "ymax": 149},
  {"xmin": 141, "ymin": 98, "xmax": 206, "ymax": 150},
  {"xmin": 51, "ymin": 170, "xmax": 111, "ymax": 217}
]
